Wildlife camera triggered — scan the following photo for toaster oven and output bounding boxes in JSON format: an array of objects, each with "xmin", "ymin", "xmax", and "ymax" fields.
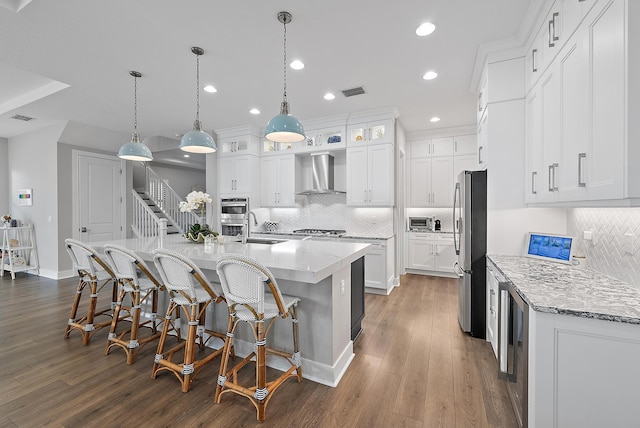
[{"xmin": 409, "ymin": 217, "xmax": 433, "ymax": 232}]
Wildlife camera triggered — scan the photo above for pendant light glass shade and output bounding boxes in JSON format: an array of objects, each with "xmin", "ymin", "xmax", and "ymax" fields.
[
  {"xmin": 180, "ymin": 47, "xmax": 216, "ymax": 153},
  {"xmin": 265, "ymin": 11, "xmax": 305, "ymax": 144},
  {"xmin": 118, "ymin": 71, "xmax": 153, "ymax": 161}
]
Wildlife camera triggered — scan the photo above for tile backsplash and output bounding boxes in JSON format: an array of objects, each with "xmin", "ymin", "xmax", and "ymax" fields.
[
  {"xmin": 256, "ymin": 193, "xmax": 393, "ymax": 236},
  {"xmin": 568, "ymin": 208, "xmax": 640, "ymax": 287}
]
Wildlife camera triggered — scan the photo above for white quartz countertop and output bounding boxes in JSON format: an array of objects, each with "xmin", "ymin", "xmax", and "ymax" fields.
[
  {"xmin": 90, "ymin": 234, "xmax": 370, "ymax": 284},
  {"xmin": 488, "ymin": 255, "xmax": 640, "ymax": 324}
]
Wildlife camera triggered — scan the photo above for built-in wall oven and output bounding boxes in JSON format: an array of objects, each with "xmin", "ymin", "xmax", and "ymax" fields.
[
  {"xmin": 220, "ymin": 197, "xmax": 249, "ymax": 237},
  {"xmin": 498, "ymin": 281, "xmax": 529, "ymax": 428}
]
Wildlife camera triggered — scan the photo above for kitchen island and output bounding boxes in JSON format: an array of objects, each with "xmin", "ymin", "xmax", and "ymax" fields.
[
  {"xmin": 488, "ymin": 255, "xmax": 640, "ymax": 428},
  {"xmin": 89, "ymin": 234, "xmax": 370, "ymax": 387}
]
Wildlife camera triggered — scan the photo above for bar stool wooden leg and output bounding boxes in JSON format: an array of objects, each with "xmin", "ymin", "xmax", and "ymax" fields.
[
  {"xmin": 65, "ymin": 277, "xmax": 86, "ymax": 340},
  {"xmin": 255, "ymin": 319, "xmax": 267, "ymax": 421},
  {"xmin": 152, "ymin": 301, "xmax": 178, "ymax": 379},
  {"xmin": 215, "ymin": 312, "xmax": 237, "ymax": 403},
  {"xmin": 291, "ymin": 305, "xmax": 303, "ymax": 382}
]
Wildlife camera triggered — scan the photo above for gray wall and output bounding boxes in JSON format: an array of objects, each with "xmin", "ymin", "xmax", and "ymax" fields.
[
  {"xmin": 0, "ymin": 137, "xmax": 8, "ymax": 216},
  {"xmin": 8, "ymin": 123, "xmax": 66, "ymax": 277}
]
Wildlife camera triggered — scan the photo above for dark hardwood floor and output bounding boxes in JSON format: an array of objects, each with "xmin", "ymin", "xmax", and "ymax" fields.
[{"xmin": 0, "ymin": 272, "xmax": 516, "ymax": 427}]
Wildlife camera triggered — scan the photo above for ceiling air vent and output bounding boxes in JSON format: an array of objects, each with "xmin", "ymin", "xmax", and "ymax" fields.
[
  {"xmin": 341, "ymin": 86, "xmax": 366, "ymax": 98},
  {"xmin": 11, "ymin": 114, "xmax": 35, "ymax": 121}
]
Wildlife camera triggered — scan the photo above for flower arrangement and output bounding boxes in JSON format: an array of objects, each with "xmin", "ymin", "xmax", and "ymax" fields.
[
  {"xmin": 2, "ymin": 214, "xmax": 10, "ymax": 227},
  {"xmin": 179, "ymin": 191, "xmax": 218, "ymax": 242}
]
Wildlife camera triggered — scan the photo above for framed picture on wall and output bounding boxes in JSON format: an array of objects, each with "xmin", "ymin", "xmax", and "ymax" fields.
[{"xmin": 17, "ymin": 189, "xmax": 32, "ymax": 206}]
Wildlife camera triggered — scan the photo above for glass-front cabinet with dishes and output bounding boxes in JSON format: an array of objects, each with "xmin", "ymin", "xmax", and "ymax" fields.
[{"xmin": 347, "ymin": 119, "xmax": 393, "ymax": 146}]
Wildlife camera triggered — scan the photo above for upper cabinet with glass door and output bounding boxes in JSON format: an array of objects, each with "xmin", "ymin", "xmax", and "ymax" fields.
[
  {"xmin": 347, "ymin": 119, "xmax": 394, "ymax": 146},
  {"xmin": 216, "ymin": 125, "xmax": 262, "ymax": 157},
  {"xmin": 299, "ymin": 126, "xmax": 346, "ymax": 153}
]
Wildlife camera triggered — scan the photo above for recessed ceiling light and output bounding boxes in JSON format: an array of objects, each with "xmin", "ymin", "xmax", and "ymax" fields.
[
  {"xmin": 416, "ymin": 22, "xmax": 436, "ymax": 37},
  {"xmin": 250, "ymin": 108, "xmax": 261, "ymax": 115},
  {"xmin": 290, "ymin": 60, "xmax": 305, "ymax": 70},
  {"xmin": 423, "ymin": 71, "xmax": 438, "ymax": 80},
  {"xmin": 323, "ymin": 93, "xmax": 336, "ymax": 100},
  {"xmin": 203, "ymin": 85, "xmax": 217, "ymax": 93},
  {"xmin": 430, "ymin": 117, "xmax": 441, "ymax": 123},
  {"xmin": 183, "ymin": 154, "xmax": 190, "ymax": 158}
]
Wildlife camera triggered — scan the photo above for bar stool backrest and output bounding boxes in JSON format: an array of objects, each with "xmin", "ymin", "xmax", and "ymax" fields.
[
  {"xmin": 216, "ymin": 254, "xmax": 287, "ymax": 316},
  {"xmin": 65, "ymin": 238, "xmax": 113, "ymax": 278},
  {"xmin": 152, "ymin": 248, "xmax": 219, "ymax": 301},
  {"xmin": 104, "ymin": 244, "xmax": 160, "ymax": 288}
]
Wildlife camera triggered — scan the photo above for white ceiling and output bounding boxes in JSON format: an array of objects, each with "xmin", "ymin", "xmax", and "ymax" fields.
[{"xmin": 0, "ymin": 1, "xmax": 538, "ymax": 155}]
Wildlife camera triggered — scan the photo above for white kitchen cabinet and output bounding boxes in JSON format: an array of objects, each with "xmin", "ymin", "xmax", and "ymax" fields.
[
  {"xmin": 525, "ymin": 90, "xmax": 543, "ymax": 203},
  {"xmin": 346, "ymin": 144, "xmax": 394, "ymax": 206},
  {"xmin": 216, "ymin": 126, "xmax": 262, "ymax": 157},
  {"xmin": 260, "ymin": 154, "xmax": 301, "ymax": 207},
  {"xmin": 362, "ymin": 236, "xmax": 395, "ymax": 295},
  {"xmin": 347, "ymin": 119, "xmax": 393, "ymax": 146},
  {"xmin": 408, "ymin": 138, "xmax": 454, "ymax": 207},
  {"xmin": 406, "ymin": 232, "xmax": 456, "ymax": 277},
  {"xmin": 300, "ymin": 126, "xmax": 346, "ymax": 152},
  {"xmin": 525, "ymin": 0, "xmax": 632, "ymax": 204},
  {"xmin": 218, "ymin": 155, "xmax": 260, "ymax": 198},
  {"xmin": 453, "ymin": 135, "xmax": 477, "ymax": 156},
  {"xmin": 477, "ymin": 57, "xmax": 525, "ymax": 124},
  {"xmin": 411, "ymin": 137, "xmax": 453, "ymax": 158},
  {"xmin": 409, "ymin": 156, "xmax": 453, "ymax": 207},
  {"xmin": 453, "ymin": 154, "xmax": 480, "ymax": 184},
  {"xmin": 485, "ymin": 261, "xmax": 501, "ymax": 358},
  {"xmin": 476, "ymin": 110, "xmax": 488, "ymax": 169}
]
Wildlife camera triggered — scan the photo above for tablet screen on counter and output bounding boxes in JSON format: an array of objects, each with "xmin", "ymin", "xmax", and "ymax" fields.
[{"xmin": 525, "ymin": 232, "xmax": 574, "ymax": 264}]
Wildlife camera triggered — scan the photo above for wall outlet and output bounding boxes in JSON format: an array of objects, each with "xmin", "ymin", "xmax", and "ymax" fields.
[
  {"xmin": 340, "ymin": 280, "xmax": 345, "ymax": 296},
  {"xmin": 624, "ymin": 233, "xmax": 636, "ymax": 255},
  {"xmin": 583, "ymin": 230, "xmax": 593, "ymax": 240}
]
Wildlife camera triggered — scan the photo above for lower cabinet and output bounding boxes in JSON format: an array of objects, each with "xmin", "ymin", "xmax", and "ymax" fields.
[
  {"xmin": 485, "ymin": 260, "xmax": 501, "ymax": 358},
  {"xmin": 406, "ymin": 232, "xmax": 456, "ymax": 277},
  {"xmin": 362, "ymin": 236, "xmax": 395, "ymax": 295}
]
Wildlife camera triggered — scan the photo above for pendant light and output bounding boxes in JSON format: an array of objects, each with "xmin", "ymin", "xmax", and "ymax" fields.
[
  {"xmin": 265, "ymin": 11, "xmax": 306, "ymax": 144},
  {"xmin": 179, "ymin": 47, "xmax": 216, "ymax": 153},
  {"xmin": 118, "ymin": 71, "xmax": 153, "ymax": 161}
]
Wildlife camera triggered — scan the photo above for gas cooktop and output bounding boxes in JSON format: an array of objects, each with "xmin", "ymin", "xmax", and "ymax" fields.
[{"xmin": 293, "ymin": 228, "xmax": 346, "ymax": 236}]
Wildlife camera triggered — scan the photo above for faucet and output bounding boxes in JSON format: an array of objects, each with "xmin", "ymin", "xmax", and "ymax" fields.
[
  {"xmin": 241, "ymin": 211, "xmax": 257, "ymax": 244},
  {"xmin": 248, "ymin": 211, "xmax": 258, "ymax": 226}
]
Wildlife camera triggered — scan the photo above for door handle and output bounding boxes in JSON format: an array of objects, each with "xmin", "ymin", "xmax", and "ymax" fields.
[
  {"xmin": 548, "ymin": 12, "xmax": 559, "ymax": 48},
  {"xmin": 80, "ymin": 227, "xmax": 88, "ymax": 233}
]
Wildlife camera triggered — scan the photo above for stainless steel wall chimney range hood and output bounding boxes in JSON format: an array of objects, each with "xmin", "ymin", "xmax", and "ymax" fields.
[{"xmin": 297, "ymin": 152, "xmax": 345, "ymax": 195}]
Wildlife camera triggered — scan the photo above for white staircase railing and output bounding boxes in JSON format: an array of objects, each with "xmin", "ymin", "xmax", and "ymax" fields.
[
  {"xmin": 131, "ymin": 190, "xmax": 168, "ymax": 238},
  {"xmin": 145, "ymin": 166, "xmax": 200, "ymax": 234}
]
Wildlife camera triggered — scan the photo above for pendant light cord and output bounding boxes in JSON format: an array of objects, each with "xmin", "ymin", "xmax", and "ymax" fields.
[
  {"xmin": 196, "ymin": 53, "xmax": 200, "ymax": 122},
  {"xmin": 282, "ymin": 18, "xmax": 287, "ymax": 104},
  {"xmin": 133, "ymin": 74, "xmax": 138, "ymax": 133}
]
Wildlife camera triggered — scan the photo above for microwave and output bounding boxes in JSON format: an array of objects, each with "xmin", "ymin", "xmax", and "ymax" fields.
[{"xmin": 409, "ymin": 217, "xmax": 433, "ymax": 231}]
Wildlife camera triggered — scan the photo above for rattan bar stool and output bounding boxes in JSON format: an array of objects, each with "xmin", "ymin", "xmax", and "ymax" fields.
[
  {"xmin": 152, "ymin": 248, "xmax": 229, "ymax": 393},
  {"xmin": 215, "ymin": 254, "xmax": 303, "ymax": 422},
  {"xmin": 103, "ymin": 244, "xmax": 164, "ymax": 364},
  {"xmin": 64, "ymin": 238, "xmax": 118, "ymax": 345}
]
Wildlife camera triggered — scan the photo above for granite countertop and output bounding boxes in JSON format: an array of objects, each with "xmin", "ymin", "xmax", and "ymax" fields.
[
  {"xmin": 253, "ymin": 231, "xmax": 394, "ymax": 240},
  {"xmin": 89, "ymin": 234, "xmax": 370, "ymax": 284},
  {"xmin": 488, "ymin": 255, "xmax": 640, "ymax": 324}
]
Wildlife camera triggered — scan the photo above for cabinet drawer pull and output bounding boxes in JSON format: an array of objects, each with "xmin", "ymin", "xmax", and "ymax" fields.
[
  {"xmin": 478, "ymin": 146, "xmax": 484, "ymax": 164},
  {"xmin": 532, "ymin": 171, "xmax": 537, "ymax": 195},
  {"xmin": 578, "ymin": 153, "xmax": 586, "ymax": 187},
  {"xmin": 532, "ymin": 48, "xmax": 538, "ymax": 73}
]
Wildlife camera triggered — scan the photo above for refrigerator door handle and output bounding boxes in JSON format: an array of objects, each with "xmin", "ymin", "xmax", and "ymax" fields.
[
  {"xmin": 453, "ymin": 182, "xmax": 461, "ymax": 255},
  {"xmin": 453, "ymin": 261, "xmax": 471, "ymax": 276}
]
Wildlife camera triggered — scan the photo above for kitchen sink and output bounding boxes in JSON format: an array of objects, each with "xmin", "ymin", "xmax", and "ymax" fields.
[{"xmin": 244, "ymin": 238, "xmax": 286, "ymax": 245}]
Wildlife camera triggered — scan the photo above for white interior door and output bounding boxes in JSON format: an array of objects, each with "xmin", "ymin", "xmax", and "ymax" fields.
[{"xmin": 74, "ymin": 152, "xmax": 125, "ymax": 242}]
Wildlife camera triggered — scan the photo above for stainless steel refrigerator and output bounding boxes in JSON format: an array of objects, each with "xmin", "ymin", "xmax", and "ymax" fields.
[{"xmin": 453, "ymin": 170, "xmax": 487, "ymax": 338}]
